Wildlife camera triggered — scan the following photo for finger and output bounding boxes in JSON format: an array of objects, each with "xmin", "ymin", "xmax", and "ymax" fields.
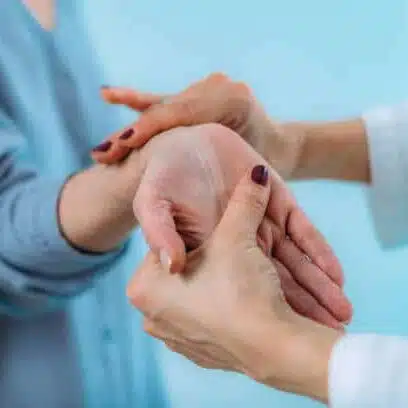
[
  {"xmin": 91, "ymin": 127, "xmax": 135, "ymax": 164},
  {"xmin": 101, "ymin": 86, "xmax": 164, "ymax": 111},
  {"xmin": 274, "ymin": 236, "xmax": 352, "ymax": 323},
  {"xmin": 133, "ymin": 185, "xmax": 186, "ymax": 274},
  {"xmin": 287, "ymin": 208, "xmax": 344, "ymax": 287},
  {"xmin": 116, "ymin": 100, "xmax": 207, "ymax": 149},
  {"xmin": 274, "ymin": 259, "xmax": 343, "ymax": 329},
  {"xmin": 216, "ymin": 165, "xmax": 271, "ymax": 243},
  {"xmin": 91, "ymin": 140, "xmax": 132, "ymax": 164}
]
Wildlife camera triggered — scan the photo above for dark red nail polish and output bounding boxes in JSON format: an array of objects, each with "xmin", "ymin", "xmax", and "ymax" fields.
[
  {"xmin": 100, "ymin": 85, "xmax": 110, "ymax": 90},
  {"xmin": 92, "ymin": 141, "xmax": 112, "ymax": 152},
  {"xmin": 251, "ymin": 165, "xmax": 268, "ymax": 186},
  {"xmin": 119, "ymin": 128, "xmax": 134, "ymax": 140}
]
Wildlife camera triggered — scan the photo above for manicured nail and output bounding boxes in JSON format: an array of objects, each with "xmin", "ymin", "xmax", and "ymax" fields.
[
  {"xmin": 100, "ymin": 85, "xmax": 110, "ymax": 90},
  {"xmin": 160, "ymin": 250, "xmax": 172, "ymax": 272},
  {"xmin": 251, "ymin": 165, "xmax": 268, "ymax": 186},
  {"xmin": 119, "ymin": 128, "xmax": 134, "ymax": 140},
  {"xmin": 92, "ymin": 141, "xmax": 112, "ymax": 152}
]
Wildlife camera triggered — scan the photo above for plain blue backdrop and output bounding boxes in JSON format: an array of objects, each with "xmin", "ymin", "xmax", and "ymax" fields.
[{"xmin": 83, "ymin": 1, "xmax": 408, "ymax": 407}]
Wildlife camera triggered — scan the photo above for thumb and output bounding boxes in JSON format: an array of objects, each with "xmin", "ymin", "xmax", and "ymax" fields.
[
  {"xmin": 133, "ymin": 186, "xmax": 186, "ymax": 274},
  {"xmin": 216, "ymin": 165, "xmax": 271, "ymax": 243}
]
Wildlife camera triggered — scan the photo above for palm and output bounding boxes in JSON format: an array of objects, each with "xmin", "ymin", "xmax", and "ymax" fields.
[{"xmin": 134, "ymin": 124, "xmax": 351, "ymax": 328}]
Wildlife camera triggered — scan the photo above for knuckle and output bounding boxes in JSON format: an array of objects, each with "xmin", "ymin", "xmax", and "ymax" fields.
[
  {"xmin": 173, "ymin": 99, "xmax": 196, "ymax": 118},
  {"xmin": 234, "ymin": 81, "xmax": 252, "ymax": 99},
  {"xmin": 127, "ymin": 279, "xmax": 149, "ymax": 311},
  {"xmin": 208, "ymin": 72, "xmax": 230, "ymax": 82}
]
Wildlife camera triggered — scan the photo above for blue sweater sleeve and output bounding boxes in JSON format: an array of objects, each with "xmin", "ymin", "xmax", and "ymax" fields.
[{"xmin": 0, "ymin": 111, "xmax": 122, "ymax": 314}]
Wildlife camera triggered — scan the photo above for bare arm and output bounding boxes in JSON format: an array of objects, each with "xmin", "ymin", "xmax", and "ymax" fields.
[
  {"xmin": 58, "ymin": 152, "xmax": 142, "ymax": 253},
  {"xmin": 286, "ymin": 119, "xmax": 370, "ymax": 183}
]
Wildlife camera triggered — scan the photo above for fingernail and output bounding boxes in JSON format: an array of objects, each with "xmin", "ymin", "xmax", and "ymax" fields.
[
  {"xmin": 160, "ymin": 250, "xmax": 172, "ymax": 272},
  {"xmin": 92, "ymin": 141, "xmax": 112, "ymax": 152},
  {"xmin": 119, "ymin": 128, "xmax": 134, "ymax": 140},
  {"xmin": 251, "ymin": 165, "xmax": 268, "ymax": 186},
  {"xmin": 100, "ymin": 85, "xmax": 110, "ymax": 90}
]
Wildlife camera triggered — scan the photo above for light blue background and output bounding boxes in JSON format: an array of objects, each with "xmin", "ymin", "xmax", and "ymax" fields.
[{"xmin": 84, "ymin": 1, "xmax": 408, "ymax": 407}]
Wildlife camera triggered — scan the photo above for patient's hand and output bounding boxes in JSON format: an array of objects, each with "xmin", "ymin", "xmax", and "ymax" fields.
[
  {"xmin": 126, "ymin": 123, "xmax": 351, "ymax": 327},
  {"xmin": 128, "ymin": 169, "xmax": 341, "ymax": 402}
]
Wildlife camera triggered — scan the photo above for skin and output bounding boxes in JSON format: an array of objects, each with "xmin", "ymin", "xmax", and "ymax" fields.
[
  {"xmin": 22, "ymin": 1, "xmax": 351, "ymax": 325},
  {"xmin": 25, "ymin": 4, "xmax": 353, "ymax": 399},
  {"xmin": 92, "ymin": 73, "xmax": 370, "ymax": 402},
  {"xmin": 131, "ymin": 123, "xmax": 352, "ymax": 327},
  {"xmin": 128, "ymin": 169, "xmax": 342, "ymax": 404},
  {"xmin": 95, "ymin": 73, "xmax": 370, "ymax": 184}
]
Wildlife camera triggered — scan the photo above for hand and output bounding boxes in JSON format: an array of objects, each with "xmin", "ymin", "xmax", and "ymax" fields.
[
  {"xmin": 93, "ymin": 73, "xmax": 305, "ymax": 178},
  {"xmin": 123, "ymin": 123, "xmax": 351, "ymax": 327},
  {"xmin": 128, "ymin": 168, "xmax": 342, "ymax": 403}
]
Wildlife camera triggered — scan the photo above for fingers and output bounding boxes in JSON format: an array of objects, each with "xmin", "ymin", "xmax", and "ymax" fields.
[
  {"xmin": 101, "ymin": 86, "xmax": 164, "ymax": 111},
  {"xmin": 92, "ymin": 87, "xmax": 169, "ymax": 164},
  {"xmin": 274, "ymin": 260, "xmax": 343, "ymax": 330},
  {"xmin": 287, "ymin": 208, "xmax": 344, "ymax": 287},
  {"xmin": 133, "ymin": 186, "xmax": 186, "ymax": 274},
  {"xmin": 91, "ymin": 127, "xmax": 134, "ymax": 164},
  {"xmin": 216, "ymin": 165, "xmax": 271, "ymax": 243},
  {"xmin": 274, "ymin": 235, "xmax": 352, "ymax": 323},
  {"xmin": 117, "ymin": 101, "xmax": 201, "ymax": 150}
]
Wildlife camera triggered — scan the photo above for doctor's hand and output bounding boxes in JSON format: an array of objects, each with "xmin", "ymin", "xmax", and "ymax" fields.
[
  {"xmin": 94, "ymin": 73, "xmax": 304, "ymax": 179},
  {"xmin": 121, "ymin": 123, "xmax": 351, "ymax": 327},
  {"xmin": 128, "ymin": 168, "xmax": 342, "ymax": 403}
]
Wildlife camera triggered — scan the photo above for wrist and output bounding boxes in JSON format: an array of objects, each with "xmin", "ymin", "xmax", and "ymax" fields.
[
  {"xmin": 245, "ymin": 309, "xmax": 341, "ymax": 403},
  {"xmin": 58, "ymin": 149, "xmax": 144, "ymax": 252},
  {"xmin": 284, "ymin": 314, "xmax": 342, "ymax": 403}
]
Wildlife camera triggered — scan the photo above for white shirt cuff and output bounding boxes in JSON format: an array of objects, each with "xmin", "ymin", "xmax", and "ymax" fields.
[
  {"xmin": 363, "ymin": 102, "xmax": 408, "ymax": 248},
  {"xmin": 329, "ymin": 334, "xmax": 408, "ymax": 408}
]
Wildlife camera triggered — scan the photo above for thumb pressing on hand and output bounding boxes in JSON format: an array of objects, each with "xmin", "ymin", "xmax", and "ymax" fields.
[
  {"xmin": 133, "ymin": 182, "xmax": 186, "ymax": 274},
  {"xmin": 215, "ymin": 165, "xmax": 271, "ymax": 245}
]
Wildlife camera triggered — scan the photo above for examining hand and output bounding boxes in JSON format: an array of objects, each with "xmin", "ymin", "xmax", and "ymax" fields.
[
  {"xmin": 93, "ymin": 73, "xmax": 304, "ymax": 178},
  {"xmin": 122, "ymin": 123, "xmax": 351, "ymax": 327},
  {"xmin": 128, "ymin": 168, "xmax": 342, "ymax": 403}
]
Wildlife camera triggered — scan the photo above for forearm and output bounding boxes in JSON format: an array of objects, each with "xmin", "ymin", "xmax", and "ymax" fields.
[
  {"xmin": 59, "ymin": 151, "xmax": 142, "ymax": 253},
  {"xmin": 286, "ymin": 119, "xmax": 371, "ymax": 183},
  {"xmin": 252, "ymin": 312, "xmax": 340, "ymax": 403}
]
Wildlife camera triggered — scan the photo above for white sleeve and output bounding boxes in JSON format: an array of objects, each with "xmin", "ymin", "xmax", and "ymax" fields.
[
  {"xmin": 329, "ymin": 334, "xmax": 408, "ymax": 408},
  {"xmin": 363, "ymin": 102, "xmax": 408, "ymax": 248}
]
